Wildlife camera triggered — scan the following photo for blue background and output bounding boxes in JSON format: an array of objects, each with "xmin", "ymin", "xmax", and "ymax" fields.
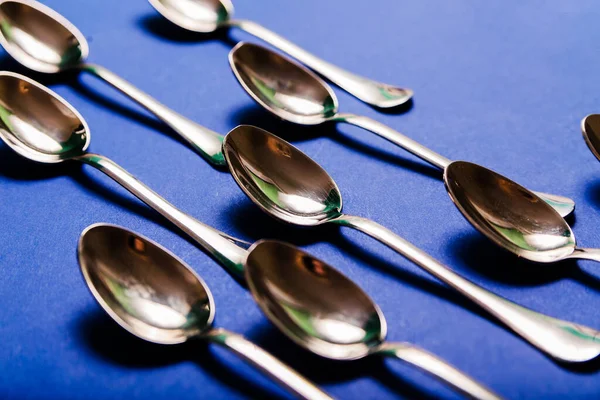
[{"xmin": 2, "ymin": 0, "xmax": 600, "ymax": 398}]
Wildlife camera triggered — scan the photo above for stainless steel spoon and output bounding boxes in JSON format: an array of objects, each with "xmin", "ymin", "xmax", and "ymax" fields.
[
  {"xmin": 245, "ymin": 240, "xmax": 502, "ymax": 400},
  {"xmin": 0, "ymin": 70, "xmax": 252, "ymax": 276},
  {"xmin": 78, "ymin": 223, "xmax": 333, "ymax": 400},
  {"xmin": 222, "ymin": 124, "xmax": 600, "ymax": 363},
  {"xmin": 228, "ymin": 41, "xmax": 575, "ymax": 218},
  {"xmin": 147, "ymin": 0, "xmax": 412, "ymax": 108},
  {"xmin": 0, "ymin": 0, "xmax": 224, "ymax": 165}
]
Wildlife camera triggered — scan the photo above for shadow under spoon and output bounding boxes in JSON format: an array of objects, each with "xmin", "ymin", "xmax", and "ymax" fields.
[
  {"xmin": 0, "ymin": 0, "xmax": 225, "ymax": 165},
  {"xmin": 227, "ymin": 41, "xmax": 575, "ymax": 218},
  {"xmin": 222, "ymin": 124, "xmax": 600, "ymax": 364},
  {"xmin": 147, "ymin": 0, "xmax": 412, "ymax": 108},
  {"xmin": 78, "ymin": 223, "xmax": 332, "ymax": 400}
]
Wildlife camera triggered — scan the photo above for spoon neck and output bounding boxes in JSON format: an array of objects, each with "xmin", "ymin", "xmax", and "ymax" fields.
[
  {"xmin": 374, "ymin": 342, "xmax": 502, "ymax": 400},
  {"xmin": 74, "ymin": 152, "xmax": 250, "ymax": 277},
  {"xmin": 203, "ymin": 328, "xmax": 333, "ymax": 400},
  {"xmin": 334, "ymin": 113, "xmax": 451, "ymax": 170},
  {"xmin": 75, "ymin": 64, "xmax": 227, "ymax": 166},
  {"xmin": 224, "ymin": 18, "xmax": 251, "ymax": 29},
  {"xmin": 570, "ymin": 247, "xmax": 600, "ymax": 263}
]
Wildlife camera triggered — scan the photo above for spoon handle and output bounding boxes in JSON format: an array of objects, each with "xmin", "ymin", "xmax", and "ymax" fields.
[
  {"xmin": 338, "ymin": 114, "xmax": 574, "ymax": 217},
  {"xmin": 376, "ymin": 342, "xmax": 501, "ymax": 400},
  {"xmin": 75, "ymin": 152, "xmax": 249, "ymax": 277},
  {"xmin": 337, "ymin": 113, "xmax": 451, "ymax": 169},
  {"xmin": 205, "ymin": 328, "xmax": 334, "ymax": 400},
  {"xmin": 77, "ymin": 63, "xmax": 226, "ymax": 166},
  {"xmin": 228, "ymin": 19, "xmax": 412, "ymax": 108},
  {"xmin": 569, "ymin": 247, "xmax": 600, "ymax": 262},
  {"xmin": 333, "ymin": 214, "xmax": 600, "ymax": 363}
]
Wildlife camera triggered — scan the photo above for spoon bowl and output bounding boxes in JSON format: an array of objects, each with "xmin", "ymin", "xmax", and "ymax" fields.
[
  {"xmin": 224, "ymin": 124, "xmax": 342, "ymax": 226},
  {"xmin": 0, "ymin": 71, "xmax": 89, "ymax": 162},
  {"xmin": 0, "ymin": 0, "xmax": 88, "ymax": 73},
  {"xmin": 79, "ymin": 223, "xmax": 215, "ymax": 344},
  {"xmin": 148, "ymin": 0, "xmax": 233, "ymax": 33},
  {"xmin": 245, "ymin": 240, "xmax": 385, "ymax": 360},
  {"xmin": 444, "ymin": 161, "xmax": 577, "ymax": 262},
  {"xmin": 229, "ymin": 42, "xmax": 338, "ymax": 125}
]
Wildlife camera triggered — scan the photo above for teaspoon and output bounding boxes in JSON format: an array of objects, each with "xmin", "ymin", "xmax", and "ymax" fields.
[
  {"xmin": 228, "ymin": 42, "xmax": 575, "ymax": 218},
  {"xmin": 222, "ymin": 124, "xmax": 600, "ymax": 363},
  {"xmin": 0, "ymin": 0, "xmax": 225, "ymax": 165},
  {"xmin": 78, "ymin": 223, "xmax": 333, "ymax": 400},
  {"xmin": 244, "ymin": 240, "xmax": 502, "ymax": 400},
  {"xmin": 148, "ymin": 0, "xmax": 412, "ymax": 108},
  {"xmin": 0, "ymin": 70, "xmax": 252, "ymax": 276}
]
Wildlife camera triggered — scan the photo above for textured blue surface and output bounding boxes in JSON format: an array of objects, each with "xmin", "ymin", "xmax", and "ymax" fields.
[{"xmin": 2, "ymin": 0, "xmax": 600, "ymax": 399}]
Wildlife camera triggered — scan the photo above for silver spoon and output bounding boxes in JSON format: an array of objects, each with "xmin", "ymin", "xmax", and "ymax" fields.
[
  {"xmin": 244, "ymin": 240, "xmax": 502, "ymax": 400},
  {"xmin": 147, "ymin": 0, "xmax": 412, "ymax": 109},
  {"xmin": 0, "ymin": 0, "xmax": 224, "ymax": 165},
  {"xmin": 78, "ymin": 223, "xmax": 333, "ymax": 400},
  {"xmin": 222, "ymin": 124, "xmax": 600, "ymax": 363},
  {"xmin": 228, "ymin": 41, "xmax": 575, "ymax": 219},
  {"xmin": 0, "ymin": 70, "xmax": 252, "ymax": 276}
]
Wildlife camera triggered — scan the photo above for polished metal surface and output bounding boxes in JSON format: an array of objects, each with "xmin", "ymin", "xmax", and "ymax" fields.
[
  {"xmin": 79, "ymin": 224, "xmax": 214, "ymax": 344},
  {"xmin": 245, "ymin": 240, "xmax": 501, "ymax": 400},
  {"xmin": 78, "ymin": 224, "xmax": 333, "ymax": 400},
  {"xmin": 223, "ymin": 125, "xmax": 341, "ymax": 226},
  {"xmin": 444, "ymin": 162, "xmax": 575, "ymax": 262},
  {"xmin": 0, "ymin": 0, "xmax": 225, "ymax": 165},
  {"xmin": 223, "ymin": 125, "xmax": 600, "ymax": 363},
  {"xmin": 229, "ymin": 42, "xmax": 575, "ymax": 218},
  {"xmin": 246, "ymin": 240, "xmax": 384, "ymax": 360},
  {"xmin": 445, "ymin": 161, "xmax": 600, "ymax": 264},
  {"xmin": 148, "ymin": 0, "xmax": 412, "ymax": 108},
  {"xmin": 0, "ymin": 71, "xmax": 248, "ymax": 276}
]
